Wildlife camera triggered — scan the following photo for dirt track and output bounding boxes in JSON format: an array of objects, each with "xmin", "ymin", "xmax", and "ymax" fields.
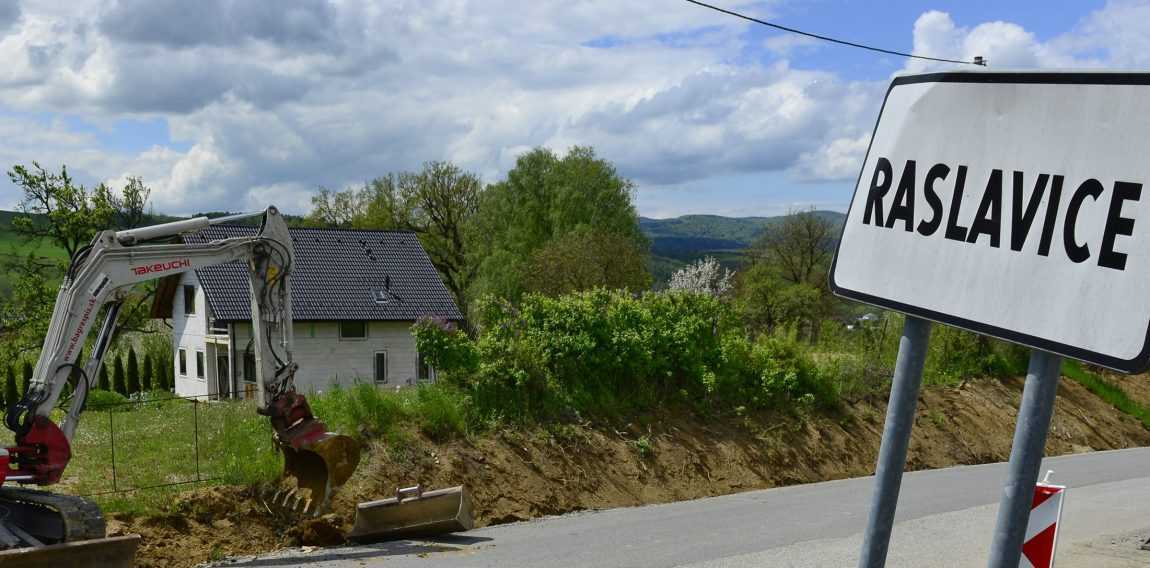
[{"xmin": 108, "ymin": 376, "xmax": 1150, "ymax": 567}]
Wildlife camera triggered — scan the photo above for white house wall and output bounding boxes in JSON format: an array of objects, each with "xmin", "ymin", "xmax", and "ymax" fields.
[
  {"xmin": 230, "ymin": 320, "xmax": 429, "ymax": 395},
  {"xmin": 171, "ymin": 272, "xmax": 211, "ymax": 397}
]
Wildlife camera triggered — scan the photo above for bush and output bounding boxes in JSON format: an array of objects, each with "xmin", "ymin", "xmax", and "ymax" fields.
[
  {"xmin": 126, "ymin": 348, "xmax": 141, "ymax": 395},
  {"xmin": 715, "ymin": 331, "xmax": 835, "ymax": 410},
  {"xmin": 4, "ymin": 366, "xmax": 16, "ymax": 407},
  {"xmin": 86, "ymin": 389, "xmax": 128, "ymax": 410},
  {"xmin": 310, "ymin": 383, "xmax": 412, "ymax": 439},
  {"xmin": 465, "ymin": 290, "xmax": 731, "ymax": 419},
  {"xmin": 412, "ymin": 317, "xmax": 478, "ymax": 379},
  {"xmin": 413, "ymin": 384, "xmax": 469, "ymax": 441},
  {"xmin": 927, "ymin": 326, "xmax": 1028, "ymax": 385},
  {"xmin": 418, "ymin": 288, "xmax": 835, "ymax": 423},
  {"xmin": 112, "ymin": 355, "xmax": 127, "ymax": 396}
]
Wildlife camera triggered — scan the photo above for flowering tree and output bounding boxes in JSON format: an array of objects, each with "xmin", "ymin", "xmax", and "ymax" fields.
[{"xmin": 668, "ymin": 256, "xmax": 734, "ymax": 297}]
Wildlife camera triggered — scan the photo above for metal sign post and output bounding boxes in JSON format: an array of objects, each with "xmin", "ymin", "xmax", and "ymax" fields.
[
  {"xmin": 858, "ymin": 316, "xmax": 932, "ymax": 568},
  {"xmin": 987, "ymin": 350, "xmax": 1062, "ymax": 567}
]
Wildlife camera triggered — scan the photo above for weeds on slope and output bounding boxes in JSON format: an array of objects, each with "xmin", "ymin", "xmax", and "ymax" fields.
[{"xmin": 1062, "ymin": 361, "xmax": 1150, "ymax": 429}]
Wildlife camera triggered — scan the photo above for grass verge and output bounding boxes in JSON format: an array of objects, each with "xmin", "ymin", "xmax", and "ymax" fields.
[{"xmin": 1063, "ymin": 360, "xmax": 1150, "ymax": 429}]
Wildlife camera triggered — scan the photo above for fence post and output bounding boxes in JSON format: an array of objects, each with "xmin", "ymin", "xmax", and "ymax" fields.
[
  {"xmin": 107, "ymin": 409, "xmax": 117, "ymax": 492},
  {"xmin": 193, "ymin": 398, "xmax": 201, "ymax": 482}
]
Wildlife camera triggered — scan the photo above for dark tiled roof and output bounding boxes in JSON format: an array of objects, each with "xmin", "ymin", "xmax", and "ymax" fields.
[{"xmin": 186, "ymin": 226, "xmax": 463, "ymax": 322}]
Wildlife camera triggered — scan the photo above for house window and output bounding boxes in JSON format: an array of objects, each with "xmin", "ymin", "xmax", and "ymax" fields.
[
  {"xmin": 243, "ymin": 352, "xmax": 257, "ymax": 382},
  {"xmin": 339, "ymin": 321, "xmax": 367, "ymax": 340},
  {"xmin": 196, "ymin": 351, "xmax": 205, "ymax": 379},
  {"xmin": 374, "ymin": 352, "xmax": 388, "ymax": 383},
  {"xmin": 418, "ymin": 353, "xmax": 434, "ymax": 383},
  {"xmin": 183, "ymin": 285, "xmax": 196, "ymax": 315},
  {"xmin": 178, "ymin": 349, "xmax": 187, "ymax": 376}
]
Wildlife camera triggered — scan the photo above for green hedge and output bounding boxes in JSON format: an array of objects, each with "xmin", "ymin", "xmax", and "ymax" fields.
[{"xmin": 415, "ymin": 288, "xmax": 837, "ymax": 423}]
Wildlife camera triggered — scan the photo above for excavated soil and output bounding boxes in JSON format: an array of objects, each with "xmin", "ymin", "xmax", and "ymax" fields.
[{"xmin": 108, "ymin": 376, "xmax": 1150, "ymax": 567}]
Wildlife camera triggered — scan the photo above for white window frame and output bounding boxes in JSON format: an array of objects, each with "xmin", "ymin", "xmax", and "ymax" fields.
[
  {"xmin": 374, "ymin": 351, "xmax": 388, "ymax": 384},
  {"xmin": 178, "ymin": 349, "xmax": 187, "ymax": 376},
  {"xmin": 195, "ymin": 350, "xmax": 205, "ymax": 380},
  {"xmin": 183, "ymin": 285, "xmax": 196, "ymax": 316},
  {"xmin": 339, "ymin": 321, "xmax": 368, "ymax": 341},
  {"xmin": 416, "ymin": 352, "xmax": 435, "ymax": 383}
]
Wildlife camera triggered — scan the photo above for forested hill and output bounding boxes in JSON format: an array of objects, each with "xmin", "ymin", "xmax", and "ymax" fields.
[{"xmin": 641, "ymin": 210, "xmax": 845, "ymax": 282}]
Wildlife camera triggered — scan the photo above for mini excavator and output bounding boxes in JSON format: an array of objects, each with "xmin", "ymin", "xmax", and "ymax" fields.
[{"xmin": 0, "ymin": 207, "xmax": 470, "ymax": 567}]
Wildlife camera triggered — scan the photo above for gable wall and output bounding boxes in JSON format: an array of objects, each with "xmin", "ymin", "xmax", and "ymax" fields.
[{"xmin": 171, "ymin": 271, "xmax": 211, "ymax": 397}]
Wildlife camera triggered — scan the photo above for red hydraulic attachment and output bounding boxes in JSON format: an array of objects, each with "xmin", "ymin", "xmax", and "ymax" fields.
[{"xmin": 4, "ymin": 416, "xmax": 71, "ymax": 486}]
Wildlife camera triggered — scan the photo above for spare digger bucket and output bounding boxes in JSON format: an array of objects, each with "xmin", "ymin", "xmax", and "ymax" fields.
[{"xmin": 348, "ymin": 485, "xmax": 474, "ymax": 542}]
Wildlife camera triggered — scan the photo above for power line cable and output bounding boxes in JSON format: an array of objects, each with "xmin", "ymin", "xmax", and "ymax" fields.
[{"xmin": 684, "ymin": 0, "xmax": 983, "ymax": 66}]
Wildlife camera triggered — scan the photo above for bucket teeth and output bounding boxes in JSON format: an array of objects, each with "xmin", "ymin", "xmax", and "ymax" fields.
[{"xmin": 261, "ymin": 486, "xmax": 322, "ymax": 518}]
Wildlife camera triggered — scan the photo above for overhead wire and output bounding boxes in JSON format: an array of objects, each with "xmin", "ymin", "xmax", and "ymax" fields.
[{"xmin": 683, "ymin": 0, "xmax": 983, "ymax": 67}]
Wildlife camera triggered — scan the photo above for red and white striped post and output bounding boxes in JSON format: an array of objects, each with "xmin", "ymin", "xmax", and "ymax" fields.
[{"xmin": 1020, "ymin": 471, "xmax": 1065, "ymax": 568}]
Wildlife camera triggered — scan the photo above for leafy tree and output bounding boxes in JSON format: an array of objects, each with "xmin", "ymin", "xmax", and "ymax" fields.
[
  {"xmin": 307, "ymin": 162, "xmax": 483, "ymax": 317},
  {"xmin": 1, "ymin": 164, "xmax": 158, "ymax": 364},
  {"xmin": 523, "ymin": 229, "xmax": 650, "ymax": 295},
  {"xmin": 112, "ymin": 355, "xmax": 127, "ymax": 396},
  {"xmin": 741, "ymin": 209, "xmax": 839, "ymax": 341},
  {"xmin": 111, "ymin": 177, "xmax": 151, "ymax": 230},
  {"xmin": 471, "ymin": 146, "xmax": 647, "ymax": 301},
  {"xmin": 159, "ymin": 357, "xmax": 172, "ymax": 391},
  {"xmin": 126, "ymin": 347, "xmax": 140, "ymax": 394},
  {"xmin": 21, "ymin": 362, "xmax": 32, "ymax": 396},
  {"xmin": 751, "ymin": 209, "xmax": 835, "ymax": 287},
  {"xmin": 8, "ymin": 162, "xmax": 117, "ymax": 258},
  {"xmin": 142, "ymin": 354, "xmax": 154, "ymax": 392},
  {"xmin": 668, "ymin": 256, "xmax": 735, "ymax": 297},
  {"xmin": 736, "ymin": 262, "xmax": 824, "ymax": 335},
  {"xmin": 306, "ymin": 187, "xmax": 369, "ymax": 228},
  {"xmin": 97, "ymin": 361, "xmax": 110, "ymax": 391},
  {"xmin": 0, "ymin": 257, "xmax": 58, "ymax": 359},
  {"xmin": 1, "ymin": 366, "xmax": 12, "ymax": 408}
]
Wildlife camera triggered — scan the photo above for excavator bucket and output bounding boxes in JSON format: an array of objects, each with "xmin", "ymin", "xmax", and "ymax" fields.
[
  {"xmin": 348, "ymin": 485, "xmax": 474, "ymax": 542},
  {"xmin": 277, "ymin": 432, "xmax": 361, "ymax": 515},
  {"xmin": 264, "ymin": 393, "xmax": 362, "ymax": 516}
]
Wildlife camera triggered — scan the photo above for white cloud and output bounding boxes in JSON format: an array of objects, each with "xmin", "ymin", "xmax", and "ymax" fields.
[
  {"xmin": 2, "ymin": 1, "xmax": 1148, "ymax": 216},
  {"xmin": 793, "ymin": 133, "xmax": 870, "ymax": 182}
]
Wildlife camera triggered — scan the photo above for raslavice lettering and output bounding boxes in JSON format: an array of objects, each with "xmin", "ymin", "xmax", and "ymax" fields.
[{"xmin": 861, "ymin": 157, "xmax": 1142, "ymax": 271}]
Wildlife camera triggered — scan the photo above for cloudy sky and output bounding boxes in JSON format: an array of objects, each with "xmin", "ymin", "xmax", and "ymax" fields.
[{"xmin": 0, "ymin": 0, "xmax": 1144, "ymax": 218}]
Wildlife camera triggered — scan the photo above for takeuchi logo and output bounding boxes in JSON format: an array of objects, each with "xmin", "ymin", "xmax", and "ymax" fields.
[{"xmin": 132, "ymin": 258, "xmax": 191, "ymax": 276}]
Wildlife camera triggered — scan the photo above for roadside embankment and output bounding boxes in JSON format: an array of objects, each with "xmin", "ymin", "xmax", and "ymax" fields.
[{"xmin": 108, "ymin": 375, "xmax": 1150, "ymax": 567}]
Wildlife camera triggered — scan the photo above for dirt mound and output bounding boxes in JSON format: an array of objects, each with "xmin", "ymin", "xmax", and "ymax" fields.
[
  {"xmin": 114, "ymin": 376, "xmax": 1150, "ymax": 567},
  {"xmin": 106, "ymin": 487, "xmax": 283, "ymax": 567}
]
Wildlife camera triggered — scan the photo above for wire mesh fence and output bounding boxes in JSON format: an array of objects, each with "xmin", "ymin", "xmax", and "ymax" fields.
[{"xmin": 59, "ymin": 390, "xmax": 281, "ymax": 499}]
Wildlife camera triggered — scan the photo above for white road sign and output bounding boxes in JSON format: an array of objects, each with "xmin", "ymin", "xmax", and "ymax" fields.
[{"xmin": 831, "ymin": 72, "xmax": 1150, "ymax": 373}]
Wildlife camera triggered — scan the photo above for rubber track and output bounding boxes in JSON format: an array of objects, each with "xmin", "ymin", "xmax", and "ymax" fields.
[{"xmin": 0, "ymin": 487, "xmax": 105, "ymax": 545}]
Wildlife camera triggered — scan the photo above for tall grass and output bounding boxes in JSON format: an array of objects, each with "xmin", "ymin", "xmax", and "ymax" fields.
[
  {"xmin": 309, "ymin": 382, "xmax": 470, "ymax": 443},
  {"xmin": 1062, "ymin": 361, "xmax": 1150, "ymax": 429},
  {"xmin": 814, "ymin": 313, "xmax": 1029, "ymax": 400}
]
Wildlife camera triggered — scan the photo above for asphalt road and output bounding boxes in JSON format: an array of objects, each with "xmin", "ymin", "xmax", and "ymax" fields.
[{"xmin": 215, "ymin": 447, "xmax": 1150, "ymax": 567}]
